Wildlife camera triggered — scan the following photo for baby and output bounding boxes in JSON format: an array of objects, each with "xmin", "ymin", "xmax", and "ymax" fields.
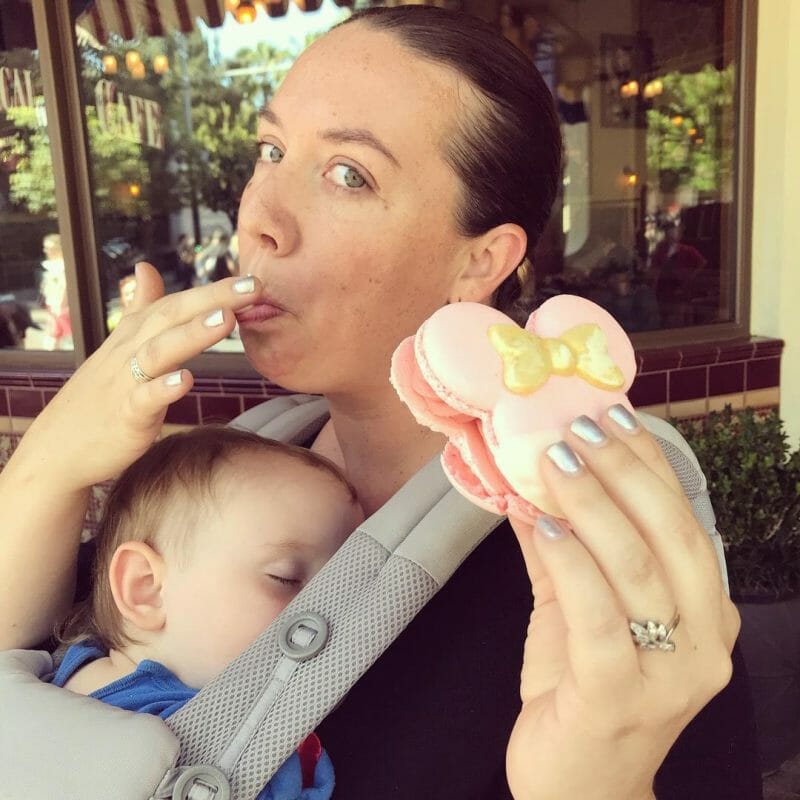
[{"xmin": 51, "ymin": 425, "xmax": 363, "ymax": 799}]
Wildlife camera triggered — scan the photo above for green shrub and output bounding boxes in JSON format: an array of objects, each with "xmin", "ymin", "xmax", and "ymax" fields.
[{"xmin": 675, "ymin": 406, "xmax": 800, "ymax": 601}]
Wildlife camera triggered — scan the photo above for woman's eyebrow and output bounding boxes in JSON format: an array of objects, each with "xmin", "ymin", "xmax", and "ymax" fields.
[
  {"xmin": 258, "ymin": 104, "xmax": 282, "ymax": 127},
  {"xmin": 258, "ymin": 104, "xmax": 399, "ymax": 168},
  {"xmin": 320, "ymin": 128, "xmax": 400, "ymax": 168}
]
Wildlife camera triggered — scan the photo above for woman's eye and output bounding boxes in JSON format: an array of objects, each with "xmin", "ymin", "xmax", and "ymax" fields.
[
  {"xmin": 258, "ymin": 143, "xmax": 284, "ymax": 164},
  {"xmin": 328, "ymin": 164, "xmax": 367, "ymax": 189}
]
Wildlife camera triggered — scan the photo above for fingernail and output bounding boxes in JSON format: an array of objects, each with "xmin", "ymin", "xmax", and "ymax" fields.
[
  {"xmin": 536, "ymin": 515, "xmax": 568, "ymax": 540},
  {"xmin": 546, "ymin": 441, "xmax": 584, "ymax": 474},
  {"xmin": 204, "ymin": 309, "xmax": 225, "ymax": 327},
  {"xmin": 164, "ymin": 370, "xmax": 183, "ymax": 387},
  {"xmin": 608, "ymin": 404, "xmax": 639, "ymax": 432},
  {"xmin": 233, "ymin": 276, "xmax": 255, "ymax": 294},
  {"xmin": 570, "ymin": 415, "xmax": 608, "ymax": 445}
]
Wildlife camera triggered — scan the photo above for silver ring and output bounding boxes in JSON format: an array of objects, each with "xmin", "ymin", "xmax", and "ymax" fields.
[
  {"xmin": 629, "ymin": 612, "xmax": 680, "ymax": 652},
  {"xmin": 129, "ymin": 354, "xmax": 154, "ymax": 384}
]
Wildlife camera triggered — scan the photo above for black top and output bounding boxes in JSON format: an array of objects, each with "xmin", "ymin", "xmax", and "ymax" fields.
[
  {"xmin": 74, "ymin": 521, "xmax": 762, "ymax": 799},
  {"xmin": 315, "ymin": 521, "xmax": 763, "ymax": 800}
]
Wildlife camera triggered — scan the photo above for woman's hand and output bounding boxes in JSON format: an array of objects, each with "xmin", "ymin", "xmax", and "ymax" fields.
[
  {"xmin": 23, "ymin": 263, "xmax": 261, "ymax": 489},
  {"xmin": 505, "ymin": 405, "xmax": 739, "ymax": 800},
  {"xmin": 0, "ymin": 263, "xmax": 261, "ymax": 649}
]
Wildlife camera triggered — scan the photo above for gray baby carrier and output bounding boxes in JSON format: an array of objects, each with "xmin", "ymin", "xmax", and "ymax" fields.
[{"xmin": 0, "ymin": 395, "xmax": 728, "ymax": 800}]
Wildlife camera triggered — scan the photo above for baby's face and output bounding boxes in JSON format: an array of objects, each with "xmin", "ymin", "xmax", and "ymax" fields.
[{"xmin": 156, "ymin": 452, "xmax": 361, "ymax": 688}]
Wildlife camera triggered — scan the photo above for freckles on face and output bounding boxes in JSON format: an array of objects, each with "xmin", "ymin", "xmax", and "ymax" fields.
[{"xmin": 237, "ymin": 25, "xmax": 476, "ymax": 391}]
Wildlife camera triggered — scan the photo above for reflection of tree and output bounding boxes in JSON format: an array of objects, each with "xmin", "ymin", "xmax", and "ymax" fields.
[
  {"xmin": 5, "ymin": 28, "xmax": 327, "ymax": 226},
  {"xmin": 2, "ymin": 107, "xmax": 54, "ymax": 215},
  {"xmin": 646, "ymin": 64, "xmax": 734, "ymax": 194}
]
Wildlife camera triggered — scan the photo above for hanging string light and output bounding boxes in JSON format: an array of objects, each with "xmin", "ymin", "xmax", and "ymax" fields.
[
  {"xmin": 102, "ymin": 54, "xmax": 118, "ymax": 75},
  {"xmin": 234, "ymin": 1, "xmax": 258, "ymax": 23},
  {"xmin": 125, "ymin": 50, "xmax": 142, "ymax": 71},
  {"xmin": 153, "ymin": 54, "xmax": 169, "ymax": 74}
]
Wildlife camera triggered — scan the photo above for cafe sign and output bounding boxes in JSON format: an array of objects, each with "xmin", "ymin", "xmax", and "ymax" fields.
[
  {"xmin": 94, "ymin": 79, "xmax": 165, "ymax": 151},
  {"xmin": 0, "ymin": 67, "xmax": 35, "ymax": 111}
]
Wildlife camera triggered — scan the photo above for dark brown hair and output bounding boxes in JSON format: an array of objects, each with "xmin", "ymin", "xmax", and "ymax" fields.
[
  {"xmin": 341, "ymin": 6, "xmax": 563, "ymax": 322},
  {"xmin": 57, "ymin": 426, "xmax": 357, "ymax": 651}
]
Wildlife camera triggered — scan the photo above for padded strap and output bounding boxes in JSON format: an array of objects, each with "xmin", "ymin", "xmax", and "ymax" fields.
[
  {"xmin": 0, "ymin": 649, "xmax": 180, "ymax": 800},
  {"xmin": 166, "ymin": 452, "xmax": 502, "ymax": 799}
]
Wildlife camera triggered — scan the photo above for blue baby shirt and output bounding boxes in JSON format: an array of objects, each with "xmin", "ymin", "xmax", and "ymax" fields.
[{"xmin": 51, "ymin": 640, "xmax": 334, "ymax": 800}]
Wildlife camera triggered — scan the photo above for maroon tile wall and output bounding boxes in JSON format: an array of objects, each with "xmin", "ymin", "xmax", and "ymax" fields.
[{"xmin": 0, "ymin": 336, "xmax": 784, "ymax": 436}]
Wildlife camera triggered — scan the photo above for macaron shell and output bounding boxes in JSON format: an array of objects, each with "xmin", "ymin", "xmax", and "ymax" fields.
[
  {"xmin": 416, "ymin": 303, "xmax": 510, "ymax": 415},
  {"xmin": 526, "ymin": 294, "xmax": 637, "ymax": 391}
]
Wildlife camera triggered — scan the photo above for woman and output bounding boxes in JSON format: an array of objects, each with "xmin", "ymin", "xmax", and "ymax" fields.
[{"xmin": 0, "ymin": 8, "xmax": 758, "ymax": 799}]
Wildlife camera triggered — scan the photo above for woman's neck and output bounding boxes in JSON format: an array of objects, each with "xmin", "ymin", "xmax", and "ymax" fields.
[{"xmin": 318, "ymin": 387, "xmax": 446, "ymax": 516}]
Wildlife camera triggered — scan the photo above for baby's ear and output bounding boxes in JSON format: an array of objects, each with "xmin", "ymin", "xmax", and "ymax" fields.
[{"xmin": 108, "ymin": 542, "xmax": 166, "ymax": 633}]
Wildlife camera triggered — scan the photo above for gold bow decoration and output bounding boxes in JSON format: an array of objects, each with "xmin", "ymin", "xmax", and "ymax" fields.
[{"xmin": 487, "ymin": 323, "xmax": 626, "ymax": 395}]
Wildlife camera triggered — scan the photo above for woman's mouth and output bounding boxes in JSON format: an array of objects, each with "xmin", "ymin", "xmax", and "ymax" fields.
[{"xmin": 235, "ymin": 298, "xmax": 286, "ymax": 324}]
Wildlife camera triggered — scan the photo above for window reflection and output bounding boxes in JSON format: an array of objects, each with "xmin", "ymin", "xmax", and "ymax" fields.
[
  {"xmin": 0, "ymin": 12, "xmax": 72, "ymax": 351},
  {"xmin": 74, "ymin": 1, "xmax": 351, "ymax": 349},
  {"xmin": 497, "ymin": 0, "xmax": 737, "ymax": 333}
]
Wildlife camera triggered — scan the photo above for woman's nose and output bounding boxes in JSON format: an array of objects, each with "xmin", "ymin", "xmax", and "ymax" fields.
[{"xmin": 238, "ymin": 168, "xmax": 301, "ymax": 256}]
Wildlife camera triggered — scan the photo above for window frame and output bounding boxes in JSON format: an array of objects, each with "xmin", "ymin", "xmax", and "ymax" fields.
[{"xmin": 0, "ymin": 0, "xmax": 759, "ymax": 374}]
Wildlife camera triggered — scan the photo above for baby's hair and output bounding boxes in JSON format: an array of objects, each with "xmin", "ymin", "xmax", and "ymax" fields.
[{"xmin": 57, "ymin": 425, "xmax": 357, "ymax": 651}]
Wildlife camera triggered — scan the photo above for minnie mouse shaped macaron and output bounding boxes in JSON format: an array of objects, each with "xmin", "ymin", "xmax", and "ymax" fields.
[{"xmin": 390, "ymin": 295, "xmax": 637, "ymax": 523}]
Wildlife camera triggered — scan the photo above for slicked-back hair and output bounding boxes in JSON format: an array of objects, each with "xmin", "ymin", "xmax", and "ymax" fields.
[{"xmin": 341, "ymin": 6, "xmax": 563, "ymax": 322}]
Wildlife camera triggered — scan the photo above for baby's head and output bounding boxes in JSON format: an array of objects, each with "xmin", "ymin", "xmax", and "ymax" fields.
[{"xmin": 60, "ymin": 426, "xmax": 362, "ymax": 687}]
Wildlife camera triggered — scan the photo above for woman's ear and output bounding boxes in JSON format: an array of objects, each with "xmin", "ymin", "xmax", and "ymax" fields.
[
  {"xmin": 108, "ymin": 541, "xmax": 167, "ymax": 633},
  {"xmin": 449, "ymin": 223, "xmax": 527, "ymax": 304}
]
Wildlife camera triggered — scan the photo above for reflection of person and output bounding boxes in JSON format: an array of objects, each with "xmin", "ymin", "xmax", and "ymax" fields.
[
  {"xmin": 651, "ymin": 221, "xmax": 707, "ymax": 328},
  {"xmin": 194, "ymin": 228, "xmax": 231, "ymax": 285},
  {"xmin": 0, "ymin": 9, "xmax": 758, "ymax": 800},
  {"xmin": 39, "ymin": 233, "xmax": 72, "ymax": 350},
  {"xmin": 50, "ymin": 427, "xmax": 361, "ymax": 799},
  {"xmin": 175, "ymin": 234, "xmax": 196, "ymax": 290}
]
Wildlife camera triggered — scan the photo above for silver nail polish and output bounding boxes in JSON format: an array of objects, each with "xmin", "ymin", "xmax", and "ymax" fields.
[
  {"xmin": 608, "ymin": 404, "xmax": 639, "ymax": 432},
  {"xmin": 164, "ymin": 370, "xmax": 183, "ymax": 387},
  {"xmin": 203, "ymin": 309, "xmax": 225, "ymax": 327},
  {"xmin": 233, "ymin": 276, "xmax": 255, "ymax": 294},
  {"xmin": 546, "ymin": 441, "xmax": 583, "ymax": 475},
  {"xmin": 536, "ymin": 515, "xmax": 567, "ymax": 540},
  {"xmin": 570, "ymin": 415, "xmax": 608, "ymax": 445}
]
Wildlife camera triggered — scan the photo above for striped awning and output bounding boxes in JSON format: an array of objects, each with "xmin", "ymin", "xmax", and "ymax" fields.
[{"xmin": 76, "ymin": 0, "xmax": 353, "ymax": 44}]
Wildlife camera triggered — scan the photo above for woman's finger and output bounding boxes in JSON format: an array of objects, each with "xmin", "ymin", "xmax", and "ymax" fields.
[
  {"xmin": 540, "ymin": 440, "xmax": 677, "ymax": 628},
  {"xmin": 132, "ymin": 307, "xmax": 238, "ymax": 379},
  {"xmin": 125, "ymin": 368, "xmax": 195, "ymax": 433},
  {"xmin": 134, "ymin": 275, "xmax": 260, "ymax": 341},
  {"xmin": 127, "ymin": 261, "xmax": 165, "ymax": 314},
  {"xmin": 559, "ymin": 410, "xmax": 722, "ymax": 621},
  {"xmin": 527, "ymin": 515, "xmax": 641, "ymax": 696}
]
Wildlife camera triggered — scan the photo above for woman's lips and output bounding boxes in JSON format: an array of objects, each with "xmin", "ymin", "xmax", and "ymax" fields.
[{"xmin": 235, "ymin": 300, "xmax": 286, "ymax": 324}]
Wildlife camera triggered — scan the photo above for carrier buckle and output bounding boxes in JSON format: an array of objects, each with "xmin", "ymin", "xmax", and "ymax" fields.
[
  {"xmin": 278, "ymin": 612, "xmax": 329, "ymax": 661},
  {"xmin": 171, "ymin": 764, "xmax": 231, "ymax": 800}
]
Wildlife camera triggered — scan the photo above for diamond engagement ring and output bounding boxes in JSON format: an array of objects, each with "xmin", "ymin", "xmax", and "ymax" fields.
[
  {"xmin": 130, "ymin": 354, "xmax": 154, "ymax": 384},
  {"xmin": 629, "ymin": 612, "xmax": 680, "ymax": 652}
]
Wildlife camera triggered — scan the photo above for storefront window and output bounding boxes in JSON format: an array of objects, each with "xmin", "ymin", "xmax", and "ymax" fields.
[
  {"xmin": 485, "ymin": 0, "xmax": 739, "ymax": 333},
  {"xmin": 73, "ymin": 0, "xmax": 351, "ymax": 350},
  {"xmin": 62, "ymin": 0, "xmax": 744, "ymax": 351},
  {"xmin": 0, "ymin": 2, "xmax": 73, "ymax": 351}
]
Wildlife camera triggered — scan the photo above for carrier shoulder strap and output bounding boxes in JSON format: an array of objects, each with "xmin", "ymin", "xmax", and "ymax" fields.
[
  {"xmin": 158, "ymin": 395, "xmax": 503, "ymax": 799},
  {"xmin": 155, "ymin": 401, "xmax": 729, "ymax": 800},
  {"xmin": 0, "ymin": 398, "xmax": 727, "ymax": 800}
]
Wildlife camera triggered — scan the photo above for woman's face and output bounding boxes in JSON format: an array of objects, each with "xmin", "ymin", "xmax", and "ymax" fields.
[{"xmin": 237, "ymin": 23, "xmax": 476, "ymax": 395}]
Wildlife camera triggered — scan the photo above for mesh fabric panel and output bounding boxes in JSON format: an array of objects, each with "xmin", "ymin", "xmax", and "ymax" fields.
[
  {"xmin": 654, "ymin": 434, "xmax": 718, "ymax": 533},
  {"xmin": 166, "ymin": 530, "xmax": 437, "ymax": 799}
]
